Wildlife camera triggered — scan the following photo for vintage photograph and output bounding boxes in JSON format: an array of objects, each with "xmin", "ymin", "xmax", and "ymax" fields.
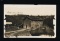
[{"xmin": 4, "ymin": 4, "xmax": 56, "ymax": 38}]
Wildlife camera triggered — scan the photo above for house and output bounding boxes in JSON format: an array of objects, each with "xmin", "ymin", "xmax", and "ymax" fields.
[{"xmin": 23, "ymin": 16, "xmax": 43, "ymax": 30}]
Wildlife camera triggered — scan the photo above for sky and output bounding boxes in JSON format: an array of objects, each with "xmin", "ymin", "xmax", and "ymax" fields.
[{"xmin": 4, "ymin": 4, "xmax": 56, "ymax": 16}]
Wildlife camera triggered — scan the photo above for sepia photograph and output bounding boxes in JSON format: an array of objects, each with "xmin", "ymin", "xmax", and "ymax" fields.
[{"xmin": 4, "ymin": 4, "xmax": 56, "ymax": 38}]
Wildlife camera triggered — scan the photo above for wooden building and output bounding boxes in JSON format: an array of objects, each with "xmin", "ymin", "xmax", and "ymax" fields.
[{"xmin": 23, "ymin": 16, "xmax": 43, "ymax": 30}]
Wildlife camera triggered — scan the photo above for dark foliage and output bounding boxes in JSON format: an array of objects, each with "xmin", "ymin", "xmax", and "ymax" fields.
[{"xmin": 5, "ymin": 15, "xmax": 54, "ymax": 28}]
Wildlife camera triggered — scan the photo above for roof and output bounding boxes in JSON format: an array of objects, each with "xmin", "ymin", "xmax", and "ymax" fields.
[{"xmin": 23, "ymin": 16, "xmax": 44, "ymax": 21}]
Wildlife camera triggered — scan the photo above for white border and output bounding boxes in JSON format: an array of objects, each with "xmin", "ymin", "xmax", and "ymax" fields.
[{"xmin": 4, "ymin": 4, "xmax": 56, "ymax": 38}]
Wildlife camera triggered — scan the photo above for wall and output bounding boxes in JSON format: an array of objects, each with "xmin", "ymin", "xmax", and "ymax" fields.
[
  {"xmin": 31, "ymin": 21, "xmax": 43, "ymax": 30},
  {"xmin": 23, "ymin": 18, "xmax": 31, "ymax": 29}
]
